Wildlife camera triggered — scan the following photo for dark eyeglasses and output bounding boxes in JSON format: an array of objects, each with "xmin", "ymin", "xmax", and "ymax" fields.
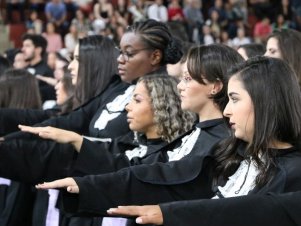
[{"xmin": 117, "ymin": 47, "xmax": 152, "ymax": 62}]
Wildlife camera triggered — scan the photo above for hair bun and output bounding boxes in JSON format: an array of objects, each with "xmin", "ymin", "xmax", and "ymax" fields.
[{"xmin": 164, "ymin": 38, "xmax": 183, "ymax": 64}]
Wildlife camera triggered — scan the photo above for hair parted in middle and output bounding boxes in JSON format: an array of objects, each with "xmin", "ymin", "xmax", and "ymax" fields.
[
  {"xmin": 213, "ymin": 56, "xmax": 301, "ymax": 188},
  {"xmin": 76, "ymin": 35, "xmax": 119, "ymax": 106}
]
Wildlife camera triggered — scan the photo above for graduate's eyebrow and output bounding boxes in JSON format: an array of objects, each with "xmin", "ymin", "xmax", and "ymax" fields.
[{"xmin": 228, "ymin": 92, "xmax": 239, "ymax": 97}]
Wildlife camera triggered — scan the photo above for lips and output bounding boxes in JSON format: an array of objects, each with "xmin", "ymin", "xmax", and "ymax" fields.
[{"xmin": 118, "ymin": 69, "xmax": 125, "ymax": 76}]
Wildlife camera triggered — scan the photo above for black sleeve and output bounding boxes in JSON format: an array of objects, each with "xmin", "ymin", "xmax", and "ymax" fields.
[
  {"xmin": 160, "ymin": 192, "xmax": 301, "ymax": 226},
  {"xmin": 4, "ymin": 96, "xmax": 101, "ymax": 140},
  {"xmin": 0, "ymin": 138, "xmax": 77, "ymax": 184},
  {"xmin": 0, "ymin": 108, "xmax": 55, "ymax": 136},
  {"xmin": 72, "ymin": 134, "xmax": 137, "ymax": 176},
  {"xmin": 62, "ymin": 157, "xmax": 214, "ymax": 216}
]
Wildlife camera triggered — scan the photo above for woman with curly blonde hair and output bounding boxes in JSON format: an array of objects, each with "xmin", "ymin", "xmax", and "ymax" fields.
[{"xmin": 138, "ymin": 74, "xmax": 196, "ymax": 142}]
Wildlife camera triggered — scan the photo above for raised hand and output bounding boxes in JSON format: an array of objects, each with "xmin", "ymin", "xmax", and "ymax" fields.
[
  {"xmin": 36, "ymin": 177, "xmax": 79, "ymax": 193},
  {"xmin": 18, "ymin": 125, "xmax": 83, "ymax": 151},
  {"xmin": 107, "ymin": 205, "xmax": 163, "ymax": 225}
]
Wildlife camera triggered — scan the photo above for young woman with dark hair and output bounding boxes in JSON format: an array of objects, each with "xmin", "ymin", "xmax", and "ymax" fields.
[
  {"xmin": 0, "ymin": 20, "xmax": 183, "ymax": 226},
  {"xmin": 0, "ymin": 69, "xmax": 42, "ymax": 109},
  {"xmin": 0, "ymin": 68, "xmax": 42, "ymax": 226},
  {"xmin": 106, "ymin": 56, "xmax": 301, "ymax": 226},
  {"xmin": 237, "ymin": 43, "xmax": 265, "ymax": 60},
  {"xmin": 265, "ymin": 29, "xmax": 301, "ymax": 86},
  {"xmin": 30, "ymin": 44, "xmax": 244, "ymax": 218}
]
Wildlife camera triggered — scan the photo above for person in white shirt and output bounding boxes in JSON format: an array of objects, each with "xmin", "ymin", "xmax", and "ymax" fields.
[{"xmin": 147, "ymin": 0, "xmax": 168, "ymax": 22}]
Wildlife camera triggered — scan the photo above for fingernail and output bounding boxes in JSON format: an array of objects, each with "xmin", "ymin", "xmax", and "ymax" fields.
[{"xmin": 136, "ymin": 218, "xmax": 142, "ymax": 224}]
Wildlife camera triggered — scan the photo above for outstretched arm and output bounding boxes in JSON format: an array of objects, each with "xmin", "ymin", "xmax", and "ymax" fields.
[
  {"xmin": 107, "ymin": 192, "xmax": 301, "ymax": 226},
  {"xmin": 107, "ymin": 205, "xmax": 163, "ymax": 225},
  {"xmin": 19, "ymin": 125, "xmax": 83, "ymax": 152},
  {"xmin": 36, "ymin": 177, "xmax": 79, "ymax": 193}
]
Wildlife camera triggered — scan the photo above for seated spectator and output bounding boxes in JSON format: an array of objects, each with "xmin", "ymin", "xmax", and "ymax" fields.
[
  {"xmin": 29, "ymin": 0, "xmax": 45, "ymax": 14},
  {"xmin": 201, "ymin": 24, "xmax": 214, "ymax": 45},
  {"xmin": 45, "ymin": 0, "xmax": 68, "ymax": 34},
  {"xmin": 76, "ymin": 0, "xmax": 94, "ymax": 15},
  {"xmin": 93, "ymin": 0, "xmax": 114, "ymax": 24},
  {"xmin": 183, "ymin": 0, "xmax": 204, "ymax": 43},
  {"xmin": 147, "ymin": 0, "xmax": 168, "ymax": 22},
  {"xmin": 168, "ymin": 0, "xmax": 185, "ymax": 22},
  {"xmin": 71, "ymin": 9, "xmax": 90, "ymax": 37},
  {"xmin": 272, "ymin": 14, "xmax": 290, "ymax": 31},
  {"xmin": 42, "ymin": 22, "xmax": 63, "ymax": 53},
  {"xmin": 219, "ymin": 30, "xmax": 233, "ymax": 47},
  {"xmin": 232, "ymin": 27, "xmax": 251, "ymax": 49},
  {"xmin": 64, "ymin": 24, "xmax": 79, "ymax": 54},
  {"xmin": 253, "ymin": 16, "xmax": 272, "ymax": 43},
  {"xmin": 128, "ymin": 0, "xmax": 147, "ymax": 23},
  {"xmin": 5, "ymin": 0, "xmax": 25, "ymax": 24},
  {"xmin": 26, "ymin": 10, "xmax": 43, "ymax": 35}
]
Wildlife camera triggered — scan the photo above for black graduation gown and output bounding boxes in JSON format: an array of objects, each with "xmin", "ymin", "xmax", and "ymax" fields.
[
  {"xmin": 160, "ymin": 191, "xmax": 301, "ymax": 226},
  {"xmin": 159, "ymin": 147, "xmax": 301, "ymax": 226},
  {"xmin": 0, "ymin": 182, "xmax": 35, "ymax": 226},
  {"xmin": 60, "ymin": 135, "xmax": 168, "ymax": 226},
  {"xmin": 60, "ymin": 119, "xmax": 230, "ymax": 216},
  {"xmin": 0, "ymin": 75, "xmax": 131, "ymax": 226},
  {"xmin": 0, "ymin": 108, "xmax": 57, "ymax": 137},
  {"xmin": 2, "ymin": 75, "xmax": 131, "ymax": 140}
]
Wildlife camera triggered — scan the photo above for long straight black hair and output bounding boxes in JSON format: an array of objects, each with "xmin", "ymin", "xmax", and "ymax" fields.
[
  {"xmin": 75, "ymin": 35, "xmax": 119, "ymax": 106},
  {"xmin": 213, "ymin": 56, "xmax": 301, "ymax": 188}
]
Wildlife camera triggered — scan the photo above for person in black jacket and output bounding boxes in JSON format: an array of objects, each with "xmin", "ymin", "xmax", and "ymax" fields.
[
  {"xmin": 0, "ymin": 35, "xmax": 123, "ymax": 137},
  {"xmin": 22, "ymin": 34, "xmax": 55, "ymax": 102},
  {"xmin": 0, "ymin": 20, "xmax": 184, "ymax": 226},
  {"xmin": 30, "ymin": 44, "xmax": 246, "ymax": 217},
  {"xmin": 106, "ymin": 56, "xmax": 301, "ymax": 226}
]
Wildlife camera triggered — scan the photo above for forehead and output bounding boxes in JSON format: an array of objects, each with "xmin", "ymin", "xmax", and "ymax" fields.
[
  {"xmin": 120, "ymin": 32, "xmax": 144, "ymax": 49},
  {"xmin": 267, "ymin": 37, "xmax": 279, "ymax": 48},
  {"xmin": 135, "ymin": 81, "xmax": 147, "ymax": 93},
  {"xmin": 23, "ymin": 39, "xmax": 34, "ymax": 47},
  {"xmin": 228, "ymin": 76, "xmax": 245, "ymax": 91}
]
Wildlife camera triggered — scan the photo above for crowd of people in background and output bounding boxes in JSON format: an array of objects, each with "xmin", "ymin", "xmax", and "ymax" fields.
[
  {"xmin": 1, "ymin": 0, "xmax": 301, "ymax": 50},
  {"xmin": 0, "ymin": 1, "xmax": 301, "ymax": 226}
]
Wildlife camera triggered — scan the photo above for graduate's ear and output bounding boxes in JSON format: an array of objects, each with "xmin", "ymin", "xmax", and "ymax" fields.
[
  {"xmin": 210, "ymin": 79, "xmax": 223, "ymax": 95},
  {"xmin": 150, "ymin": 49, "xmax": 163, "ymax": 66}
]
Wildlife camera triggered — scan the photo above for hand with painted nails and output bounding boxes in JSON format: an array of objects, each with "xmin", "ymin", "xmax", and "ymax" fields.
[
  {"xmin": 35, "ymin": 177, "xmax": 79, "ymax": 193},
  {"xmin": 107, "ymin": 205, "xmax": 163, "ymax": 225}
]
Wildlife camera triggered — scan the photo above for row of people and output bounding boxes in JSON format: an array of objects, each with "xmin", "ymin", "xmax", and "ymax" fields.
[{"xmin": 0, "ymin": 19, "xmax": 301, "ymax": 226}]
